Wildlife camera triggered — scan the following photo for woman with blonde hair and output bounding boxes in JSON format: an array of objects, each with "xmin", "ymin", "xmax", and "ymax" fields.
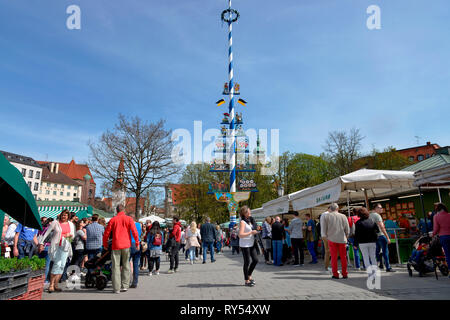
[{"xmin": 185, "ymin": 221, "xmax": 201, "ymax": 264}]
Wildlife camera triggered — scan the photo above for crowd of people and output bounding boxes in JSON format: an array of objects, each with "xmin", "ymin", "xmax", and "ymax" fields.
[
  {"xmin": 1, "ymin": 200, "xmax": 449, "ymax": 293},
  {"xmin": 229, "ymin": 202, "xmax": 450, "ymax": 285}
]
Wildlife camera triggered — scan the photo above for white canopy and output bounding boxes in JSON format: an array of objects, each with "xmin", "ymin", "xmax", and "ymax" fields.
[
  {"xmin": 139, "ymin": 215, "xmax": 165, "ymax": 224},
  {"xmin": 291, "ymin": 169, "xmax": 416, "ymax": 211},
  {"xmin": 258, "ymin": 169, "xmax": 416, "ymax": 218}
]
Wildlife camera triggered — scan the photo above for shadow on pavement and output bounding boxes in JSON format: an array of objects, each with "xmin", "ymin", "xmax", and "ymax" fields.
[{"xmin": 178, "ymin": 283, "xmax": 242, "ymax": 288}]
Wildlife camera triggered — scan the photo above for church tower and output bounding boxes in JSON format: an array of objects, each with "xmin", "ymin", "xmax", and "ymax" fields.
[{"xmin": 111, "ymin": 157, "xmax": 126, "ymax": 214}]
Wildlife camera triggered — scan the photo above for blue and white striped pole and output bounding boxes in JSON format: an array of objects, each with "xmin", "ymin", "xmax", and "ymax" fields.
[{"xmin": 227, "ymin": 0, "xmax": 236, "ymax": 194}]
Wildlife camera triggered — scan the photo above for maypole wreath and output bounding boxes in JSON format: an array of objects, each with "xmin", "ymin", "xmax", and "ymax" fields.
[{"xmin": 221, "ymin": 8, "xmax": 240, "ymax": 23}]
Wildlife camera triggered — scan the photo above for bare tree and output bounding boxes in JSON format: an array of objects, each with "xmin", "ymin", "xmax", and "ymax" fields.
[
  {"xmin": 323, "ymin": 128, "xmax": 364, "ymax": 176},
  {"xmin": 88, "ymin": 114, "xmax": 180, "ymax": 218}
]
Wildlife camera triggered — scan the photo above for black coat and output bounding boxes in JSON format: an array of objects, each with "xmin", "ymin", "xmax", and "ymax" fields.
[
  {"xmin": 354, "ymin": 218, "xmax": 379, "ymax": 246},
  {"xmin": 200, "ymin": 223, "xmax": 216, "ymax": 243},
  {"xmin": 271, "ymin": 222, "xmax": 285, "ymax": 241}
]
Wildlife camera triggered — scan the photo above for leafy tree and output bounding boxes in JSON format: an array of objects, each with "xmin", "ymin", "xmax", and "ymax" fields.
[
  {"xmin": 353, "ymin": 146, "xmax": 413, "ymax": 170},
  {"xmin": 177, "ymin": 163, "xmax": 228, "ymax": 224}
]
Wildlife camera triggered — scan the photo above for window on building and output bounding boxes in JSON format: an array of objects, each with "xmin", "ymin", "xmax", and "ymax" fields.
[
  {"xmin": 47, "ymin": 182, "xmax": 50, "ymax": 187},
  {"xmin": 28, "ymin": 170, "xmax": 34, "ymax": 178},
  {"xmin": 67, "ymin": 192, "xmax": 70, "ymax": 196},
  {"xmin": 34, "ymin": 195, "xmax": 37, "ymax": 200},
  {"xmin": 61, "ymin": 185, "xmax": 64, "ymax": 189},
  {"xmin": 46, "ymin": 190, "xmax": 50, "ymax": 195},
  {"xmin": 74, "ymin": 193, "xmax": 77, "ymax": 197},
  {"xmin": 408, "ymin": 156, "xmax": 414, "ymax": 162},
  {"xmin": 68, "ymin": 185, "xmax": 71, "ymax": 190},
  {"xmin": 426, "ymin": 154, "xmax": 430, "ymax": 159},
  {"xmin": 36, "ymin": 171, "xmax": 40, "ymax": 179},
  {"xmin": 417, "ymin": 154, "xmax": 424, "ymax": 161},
  {"xmin": 54, "ymin": 184, "xmax": 57, "ymax": 188},
  {"xmin": 53, "ymin": 191, "xmax": 56, "ymax": 195},
  {"xmin": 27, "ymin": 181, "xmax": 32, "ymax": 189},
  {"xmin": 89, "ymin": 189, "xmax": 93, "ymax": 197},
  {"xmin": 22, "ymin": 168, "xmax": 26, "ymax": 177},
  {"xmin": 45, "ymin": 198, "xmax": 49, "ymax": 201},
  {"xmin": 60, "ymin": 192, "xmax": 63, "ymax": 196},
  {"xmin": 34, "ymin": 183, "xmax": 39, "ymax": 191}
]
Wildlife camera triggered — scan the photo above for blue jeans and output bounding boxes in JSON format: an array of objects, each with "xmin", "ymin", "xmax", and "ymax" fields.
[
  {"xmin": 189, "ymin": 247, "xmax": 196, "ymax": 261},
  {"xmin": 307, "ymin": 241, "xmax": 317, "ymax": 263},
  {"xmin": 202, "ymin": 241, "xmax": 215, "ymax": 262},
  {"xmin": 216, "ymin": 240, "xmax": 222, "ymax": 252},
  {"xmin": 86, "ymin": 248, "xmax": 102, "ymax": 260},
  {"xmin": 38, "ymin": 246, "xmax": 51, "ymax": 282},
  {"xmin": 440, "ymin": 235, "xmax": 450, "ymax": 268},
  {"xmin": 272, "ymin": 240, "xmax": 283, "ymax": 266},
  {"xmin": 129, "ymin": 246, "xmax": 141, "ymax": 286},
  {"xmin": 376, "ymin": 235, "xmax": 391, "ymax": 270},
  {"xmin": 347, "ymin": 238, "xmax": 361, "ymax": 268},
  {"xmin": 18, "ymin": 239, "xmax": 36, "ymax": 259}
]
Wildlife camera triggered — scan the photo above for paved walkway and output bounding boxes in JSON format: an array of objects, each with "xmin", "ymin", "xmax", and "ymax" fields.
[{"xmin": 43, "ymin": 247, "xmax": 450, "ymax": 300}]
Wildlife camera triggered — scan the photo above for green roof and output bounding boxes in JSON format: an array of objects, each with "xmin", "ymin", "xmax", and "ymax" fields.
[
  {"xmin": 92, "ymin": 207, "xmax": 114, "ymax": 218},
  {"xmin": 402, "ymin": 154, "xmax": 450, "ymax": 172}
]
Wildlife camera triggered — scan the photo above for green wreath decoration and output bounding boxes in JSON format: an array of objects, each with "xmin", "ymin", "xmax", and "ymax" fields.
[{"xmin": 221, "ymin": 9, "xmax": 240, "ymax": 23}]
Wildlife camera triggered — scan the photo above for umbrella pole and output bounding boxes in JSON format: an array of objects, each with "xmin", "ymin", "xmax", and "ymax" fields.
[
  {"xmin": 347, "ymin": 191, "xmax": 354, "ymax": 268},
  {"xmin": 437, "ymin": 188, "xmax": 442, "ymax": 203},
  {"xmin": 0, "ymin": 210, "xmax": 4, "ymax": 243},
  {"xmin": 418, "ymin": 186, "xmax": 428, "ymax": 234}
]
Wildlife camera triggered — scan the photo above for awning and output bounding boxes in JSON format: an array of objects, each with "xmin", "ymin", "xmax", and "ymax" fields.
[
  {"xmin": 0, "ymin": 152, "xmax": 41, "ymax": 230},
  {"xmin": 139, "ymin": 215, "xmax": 166, "ymax": 224},
  {"xmin": 414, "ymin": 163, "xmax": 450, "ymax": 187},
  {"xmin": 260, "ymin": 169, "xmax": 416, "ymax": 217},
  {"xmin": 38, "ymin": 205, "xmax": 91, "ymax": 219}
]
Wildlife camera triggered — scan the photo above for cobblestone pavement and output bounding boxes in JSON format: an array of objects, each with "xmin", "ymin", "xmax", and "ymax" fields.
[{"xmin": 43, "ymin": 247, "xmax": 450, "ymax": 300}]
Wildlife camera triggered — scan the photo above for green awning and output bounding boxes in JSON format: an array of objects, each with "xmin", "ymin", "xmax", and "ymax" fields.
[
  {"xmin": 0, "ymin": 152, "xmax": 41, "ymax": 230},
  {"xmin": 38, "ymin": 204, "xmax": 91, "ymax": 219}
]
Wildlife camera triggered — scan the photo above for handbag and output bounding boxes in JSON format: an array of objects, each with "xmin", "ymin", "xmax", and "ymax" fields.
[
  {"xmin": 150, "ymin": 249, "xmax": 162, "ymax": 257},
  {"xmin": 163, "ymin": 237, "xmax": 176, "ymax": 252}
]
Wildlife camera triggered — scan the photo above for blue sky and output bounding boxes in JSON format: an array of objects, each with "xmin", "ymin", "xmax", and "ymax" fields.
[{"xmin": 1, "ymin": 0, "xmax": 449, "ymax": 166}]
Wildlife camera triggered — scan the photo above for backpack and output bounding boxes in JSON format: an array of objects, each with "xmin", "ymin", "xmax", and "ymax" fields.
[{"xmin": 153, "ymin": 233, "xmax": 162, "ymax": 246}]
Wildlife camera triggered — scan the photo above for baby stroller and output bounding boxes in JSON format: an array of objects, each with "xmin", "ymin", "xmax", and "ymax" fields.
[
  {"xmin": 407, "ymin": 234, "xmax": 449, "ymax": 279},
  {"xmin": 84, "ymin": 244, "xmax": 112, "ymax": 290}
]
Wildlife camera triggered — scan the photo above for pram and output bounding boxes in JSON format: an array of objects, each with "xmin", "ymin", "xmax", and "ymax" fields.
[
  {"xmin": 84, "ymin": 245, "xmax": 112, "ymax": 290},
  {"xmin": 407, "ymin": 234, "xmax": 449, "ymax": 279}
]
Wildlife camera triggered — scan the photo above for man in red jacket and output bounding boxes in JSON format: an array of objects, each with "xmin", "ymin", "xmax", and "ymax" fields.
[
  {"xmin": 168, "ymin": 216, "xmax": 182, "ymax": 274},
  {"xmin": 103, "ymin": 204, "xmax": 139, "ymax": 293}
]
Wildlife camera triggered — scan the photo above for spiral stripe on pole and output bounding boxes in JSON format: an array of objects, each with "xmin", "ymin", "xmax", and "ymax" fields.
[{"xmin": 228, "ymin": 0, "xmax": 236, "ymax": 193}]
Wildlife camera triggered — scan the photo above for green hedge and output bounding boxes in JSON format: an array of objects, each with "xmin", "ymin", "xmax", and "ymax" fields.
[{"xmin": 0, "ymin": 256, "xmax": 46, "ymax": 274}]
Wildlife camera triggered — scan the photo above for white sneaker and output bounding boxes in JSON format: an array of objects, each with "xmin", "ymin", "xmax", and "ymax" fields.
[
  {"xmin": 327, "ymin": 267, "xmax": 332, "ymax": 272},
  {"xmin": 155, "ymin": 271, "xmax": 160, "ymax": 275},
  {"xmin": 148, "ymin": 271, "xmax": 152, "ymax": 276}
]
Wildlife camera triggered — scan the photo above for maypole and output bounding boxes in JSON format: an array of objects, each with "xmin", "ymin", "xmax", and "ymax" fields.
[{"xmin": 209, "ymin": 1, "xmax": 257, "ymax": 228}]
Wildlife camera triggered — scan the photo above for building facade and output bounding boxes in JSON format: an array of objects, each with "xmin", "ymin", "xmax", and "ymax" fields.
[
  {"xmin": 38, "ymin": 162, "xmax": 83, "ymax": 201},
  {"xmin": 37, "ymin": 159, "xmax": 96, "ymax": 205},
  {"xmin": 1, "ymin": 150, "xmax": 43, "ymax": 200},
  {"xmin": 397, "ymin": 142, "xmax": 441, "ymax": 163}
]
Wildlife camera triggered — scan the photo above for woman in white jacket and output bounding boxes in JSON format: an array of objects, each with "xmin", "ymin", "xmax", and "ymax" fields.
[
  {"xmin": 185, "ymin": 222, "xmax": 201, "ymax": 264},
  {"xmin": 38, "ymin": 210, "xmax": 75, "ymax": 293}
]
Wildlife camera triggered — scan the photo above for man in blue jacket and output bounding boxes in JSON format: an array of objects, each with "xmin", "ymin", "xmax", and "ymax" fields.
[
  {"xmin": 129, "ymin": 213, "xmax": 142, "ymax": 288},
  {"xmin": 200, "ymin": 217, "xmax": 216, "ymax": 264}
]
